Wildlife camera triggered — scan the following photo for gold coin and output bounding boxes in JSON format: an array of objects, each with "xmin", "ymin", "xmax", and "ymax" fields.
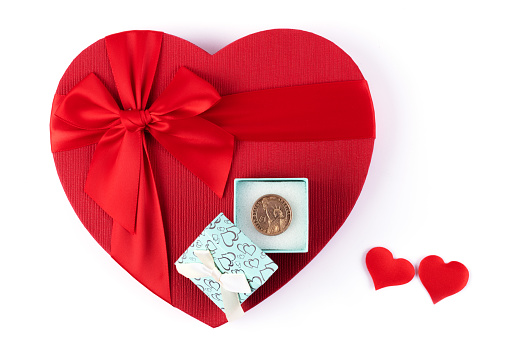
[{"xmin": 251, "ymin": 194, "xmax": 292, "ymax": 236}]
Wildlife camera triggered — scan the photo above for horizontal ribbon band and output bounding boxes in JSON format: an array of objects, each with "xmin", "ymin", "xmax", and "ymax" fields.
[
  {"xmin": 50, "ymin": 30, "xmax": 375, "ymax": 314},
  {"xmin": 176, "ymin": 250, "xmax": 251, "ymax": 322}
]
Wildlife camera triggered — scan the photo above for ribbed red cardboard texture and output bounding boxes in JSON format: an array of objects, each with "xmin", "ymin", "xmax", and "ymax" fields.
[{"xmin": 52, "ymin": 29, "xmax": 375, "ymax": 327}]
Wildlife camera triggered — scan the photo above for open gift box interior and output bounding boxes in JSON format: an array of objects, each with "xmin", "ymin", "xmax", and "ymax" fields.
[{"xmin": 234, "ymin": 178, "xmax": 309, "ymax": 253}]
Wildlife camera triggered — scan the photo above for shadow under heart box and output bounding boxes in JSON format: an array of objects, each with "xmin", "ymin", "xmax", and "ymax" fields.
[{"xmin": 50, "ymin": 29, "xmax": 375, "ymax": 327}]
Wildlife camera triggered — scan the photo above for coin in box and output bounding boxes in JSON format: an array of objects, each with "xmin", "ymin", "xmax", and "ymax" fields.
[{"xmin": 251, "ymin": 194, "xmax": 292, "ymax": 236}]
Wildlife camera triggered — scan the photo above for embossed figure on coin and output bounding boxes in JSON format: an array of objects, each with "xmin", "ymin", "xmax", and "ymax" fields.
[{"xmin": 251, "ymin": 195, "xmax": 292, "ymax": 236}]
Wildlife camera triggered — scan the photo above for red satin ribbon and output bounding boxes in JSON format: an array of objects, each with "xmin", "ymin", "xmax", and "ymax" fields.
[{"xmin": 50, "ymin": 30, "xmax": 375, "ymax": 304}]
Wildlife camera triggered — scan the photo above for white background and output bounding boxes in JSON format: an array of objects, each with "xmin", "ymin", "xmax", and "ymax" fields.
[{"xmin": 1, "ymin": 1, "xmax": 508, "ymax": 338}]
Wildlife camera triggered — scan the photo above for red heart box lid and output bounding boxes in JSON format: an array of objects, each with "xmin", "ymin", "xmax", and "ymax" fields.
[{"xmin": 50, "ymin": 29, "xmax": 375, "ymax": 327}]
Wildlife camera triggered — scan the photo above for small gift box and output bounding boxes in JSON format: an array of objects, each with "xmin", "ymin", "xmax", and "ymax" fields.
[{"xmin": 175, "ymin": 213, "xmax": 278, "ymax": 321}]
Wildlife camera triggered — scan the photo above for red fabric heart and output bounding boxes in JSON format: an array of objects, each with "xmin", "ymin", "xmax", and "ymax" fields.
[
  {"xmin": 52, "ymin": 29, "xmax": 375, "ymax": 327},
  {"xmin": 366, "ymin": 247, "xmax": 415, "ymax": 290},
  {"xmin": 418, "ymin": 255, "xmax": 469, "ymax": 303}
]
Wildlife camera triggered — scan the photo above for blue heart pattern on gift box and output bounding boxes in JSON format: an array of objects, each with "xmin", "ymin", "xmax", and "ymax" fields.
[
  {"xmin": 237, "ymin": 243, "xmax": 257, "ymax": 256},
  {"xmin": 176, "ymin": 213, "xmax": 278, "ymax": 311}
]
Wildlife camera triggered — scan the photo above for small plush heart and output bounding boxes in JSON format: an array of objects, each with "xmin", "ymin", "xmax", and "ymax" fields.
[
  {"xmin": 418, "ymin": 255, "xmax": 469, "ymax": 304},
  {"xmin": 366, "ymin": 247, "xmax": 415, "ymax": 290}
]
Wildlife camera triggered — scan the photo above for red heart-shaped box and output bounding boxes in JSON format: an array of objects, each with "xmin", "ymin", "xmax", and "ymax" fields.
[{"xmin": 51, "ymin": 29, "xmax": 375, "ymax": 327}]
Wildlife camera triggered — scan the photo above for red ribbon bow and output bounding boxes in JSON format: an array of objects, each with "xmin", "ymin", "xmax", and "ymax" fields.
[
  {"xmin": 51, "ymin": 32, "xmax": 235, "ymax": 300},
  {"xmin": 52, "ymin": 67, "xmax": 233, "ymax": 234},
  {"xmin": 51, "ymin": 30, "xmax": 375, "ymax": 303}
]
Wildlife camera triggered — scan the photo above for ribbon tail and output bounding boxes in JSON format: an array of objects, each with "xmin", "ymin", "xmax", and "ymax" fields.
[
  {"xmin": 85, "ymin": 128, "xmax": 140, "ymax": 233},
  {"xmin": 110, "ymin": 135, "xmax": 171, "ymax": 303},
  {"xmin": 220, "ymin": 285, "xmax": 244, "ymax": 322},
  {"xmin": 220, "ymin": 274, "xmax": 251, "ymax": 293},
  {"xmin": 201, "ymin": 80, "xmax": 376, "ymax": 141}
]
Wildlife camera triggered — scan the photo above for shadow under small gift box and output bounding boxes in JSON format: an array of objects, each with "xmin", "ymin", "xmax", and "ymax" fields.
[{"xmin": 234, "ymin": 178, "xmax": 309, "ymax": 253}]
